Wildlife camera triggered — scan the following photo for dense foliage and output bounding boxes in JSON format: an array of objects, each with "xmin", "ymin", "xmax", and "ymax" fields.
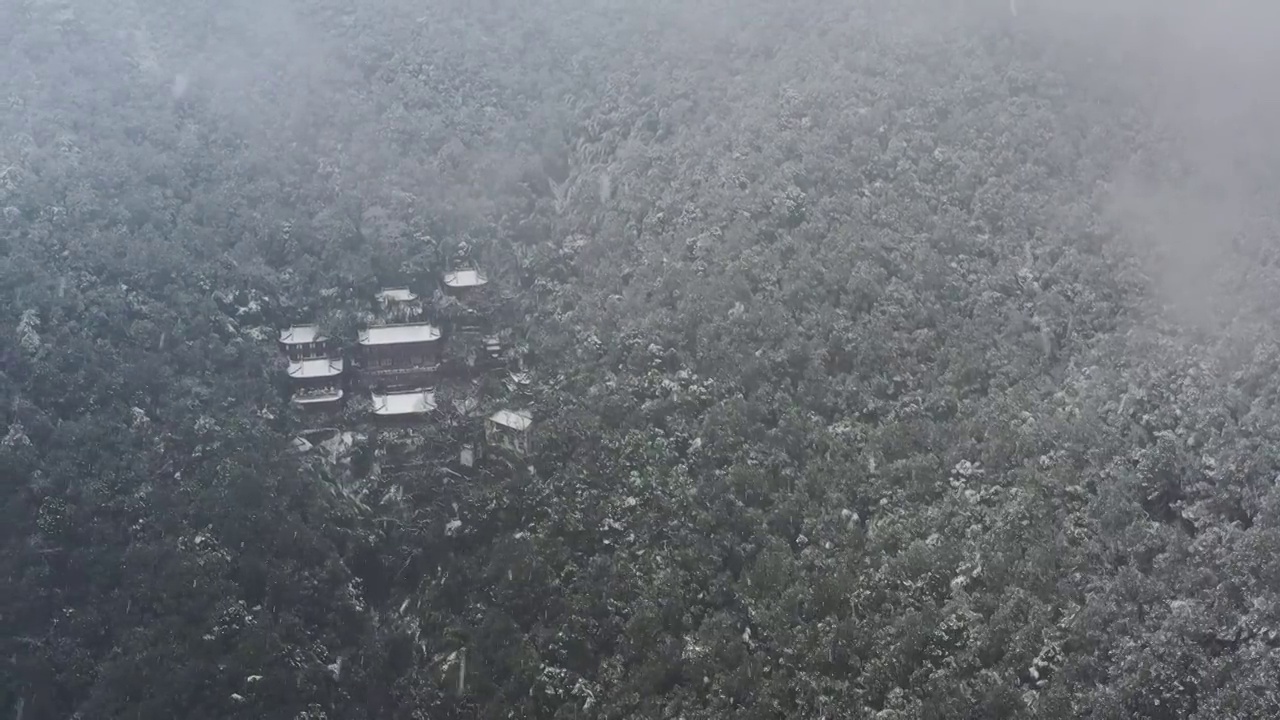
[{"xmin": 4, "ymin": 0, "xmax": 1280, "ymax": 718}]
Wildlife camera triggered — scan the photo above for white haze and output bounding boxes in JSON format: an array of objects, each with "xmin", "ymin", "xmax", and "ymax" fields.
[
  {"xmin": 60, "ymin": 0, "xmax": 1280, "ymax": 333},
  {"xmin": 1025, "ymin": 0, "xmax": 1280, "ymax": 330}
]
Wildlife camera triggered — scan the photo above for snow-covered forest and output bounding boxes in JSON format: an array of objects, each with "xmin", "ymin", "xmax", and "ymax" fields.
[{"xmin": 5, "ymin": 0, "xmax": 1280, "ymax": 717}]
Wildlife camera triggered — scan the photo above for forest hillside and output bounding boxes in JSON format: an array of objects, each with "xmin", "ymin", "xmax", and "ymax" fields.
[{"xmin": 4, "ymin": 0, "xmax": 1280, "ymax": 718}]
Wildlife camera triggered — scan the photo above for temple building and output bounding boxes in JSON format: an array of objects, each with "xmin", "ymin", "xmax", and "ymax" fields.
[
  {"xmin": 442, "ymin": 267, "xmax": 488, "ymax": 299},
  {"xmin": 375, "ymin": 287, "xmax": 423, "ymax": 321},
  {"xmin": 358, "ymin": 323, "xmax": 442, "ymax": 390},
  {"xmin": 450, "ymin": 307, "xmax": 490, "ymax": 335},
  {"xmin": 486, "ymin": 409, "xmax": 533, "ymax": 457},
  {"xmin": 285, "ymin": 356, "xmax": 345, "ymax": 412},
  {"xmin": 276, "ymin": 262, "xmax": 528, "ymax": 464},
  {"xmin": 279, "ymin": 325, "xmax": 330, "ymax": 361},
  {"xmin": 371, "ymin": 388, "xmax": 437, "ymax": 424},
  {"xmin": 471, "ymin": 334, "xmax": 506, "ymax": 371}
]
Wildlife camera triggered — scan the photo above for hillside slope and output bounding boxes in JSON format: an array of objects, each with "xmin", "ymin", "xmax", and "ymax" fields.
[{"xmin": 3, "ymin": 0, "xmax": 1280, "ymax": 718}]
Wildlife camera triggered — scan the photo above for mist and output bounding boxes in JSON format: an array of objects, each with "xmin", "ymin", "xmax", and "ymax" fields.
[
  {"xmin": 5, "ymin": 0, "xmax": 1280, "ymax": 717},
  {"xmin": 1024, "ymin": 0, "xmax": 1280, "ymax": 329}
]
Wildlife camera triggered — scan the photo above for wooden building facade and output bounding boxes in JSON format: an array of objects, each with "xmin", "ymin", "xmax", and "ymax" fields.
[
  {"xmin": 358, "ymin": 323, "xmax": 443, "ymax": 391},
  {"xmin": 284, "ymin": 347, "xmax": 345, "ymax": 413},
  {"xmin": 280, "ymin": 325, "xmax": 330, "ymax": 361}
]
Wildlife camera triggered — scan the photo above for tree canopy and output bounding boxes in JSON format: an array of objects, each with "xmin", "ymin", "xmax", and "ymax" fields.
[{"xmin": 4, "ymin": 0, "xmax": 1280, "ymax": 718}]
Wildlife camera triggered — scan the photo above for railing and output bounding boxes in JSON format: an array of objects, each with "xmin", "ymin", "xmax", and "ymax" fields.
[{"xmin": 363, "ymin": 363, "xmax": 440, "ymax": 376}]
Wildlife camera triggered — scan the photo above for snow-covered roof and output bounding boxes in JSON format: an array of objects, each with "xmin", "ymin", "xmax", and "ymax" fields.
[
  {"xmin": 287, "ymin": 357, "xmax": 344, "ymax": 379},
  {"xmin": 280, "ymin": 325, "xmax": 324, "ymax": 344},
  {"xmin": 372, "ymin": 389, "xmax": 437, "ymax": 416},
  {"xmin": 358, "ymin": 323, "xmax": 441, "ymax": 346},
  {"xmin": 443, "ymin": 269, "xmax": 488, "ymax": 288},
  {"xmin": 489, "ymin": 409, "xmax": 533, "ymax": 431},
  {"xmin": 509, "ymin": 371, "xmax": 531, "ymax": 385},
  {"xmin": 376, "ymin": 287, "xmax": 418, "ymax": 303},
  {"xmin": 300, "ymin": 428, "xmax": 342, "ymax": 445},
  {"xmin": 292, "ymin": 389, "xmax": 344, "ymax": 405}
]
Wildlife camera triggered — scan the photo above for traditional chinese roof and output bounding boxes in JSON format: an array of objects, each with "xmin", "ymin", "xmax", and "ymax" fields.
[
  {"xmin": 280, "ymin": 324, "xmax": 324, "ymax": 344},
  {"xmin": 358, "ymin": 323, "xmax": 442, "ymax": 346},
  {"xmin": 292, "ymin": 388, "xmax": 344, "ymax": 405},
  {"xmin": 443, "ymin": 268, "xmax": 488, "ymax": 289},
  {"xmin": 372, "ymin": 389, "xmax": 437, "ymax": 416},
  {"xmin": 287, "ymin": 357, "xmax": 344, "ymax": 379},
  {"xmin": 376, "ymin": 287, "xmax": 418, "ymax": 303},
  {"xmin": 488, "ymin": 408, "xmax": 532, "ymax": 431}
]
